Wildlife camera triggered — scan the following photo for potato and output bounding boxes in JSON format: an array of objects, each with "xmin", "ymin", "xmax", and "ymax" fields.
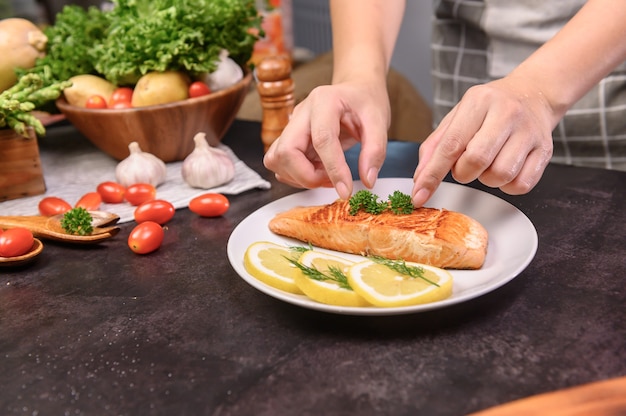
[
  {"xmin": 64, "ymin": 75, "xmax": 117, "ymax": 107},
  {"xmin": 131, "ymin": 71, "xmax": 189, "ymax": 107}
]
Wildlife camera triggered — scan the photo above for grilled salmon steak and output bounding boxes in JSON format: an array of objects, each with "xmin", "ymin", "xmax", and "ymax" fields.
[{"xmin": 269, "ymin": 199, "xmax": 488, "ymax": 269}]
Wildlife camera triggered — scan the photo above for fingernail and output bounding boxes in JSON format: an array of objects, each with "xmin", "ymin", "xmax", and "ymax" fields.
[
  {"xmin": 336, "ymin": 181, "xmax": 350, "ymax": 200},
  {"xmin": 412, "ymin": 188, "xmax": 430, "ymax": 207},
  {"xmin": 366, "ymin": 167, "xmax": 378, "ymax": 188}
]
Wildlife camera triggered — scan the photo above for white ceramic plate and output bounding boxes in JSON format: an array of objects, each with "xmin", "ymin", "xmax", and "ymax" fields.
[{"xmin": 227, "ymin": 178, "xmax": 537, "ymax": 316}]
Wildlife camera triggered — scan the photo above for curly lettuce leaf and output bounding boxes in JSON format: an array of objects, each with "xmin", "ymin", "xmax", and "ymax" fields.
[
  {"xmin": 25, "ymin": 5, "xmax": 108, "ymax": 81},
  {"xmin": 93, "ymin": 0, "xmax": 261, "ymax": 85}
]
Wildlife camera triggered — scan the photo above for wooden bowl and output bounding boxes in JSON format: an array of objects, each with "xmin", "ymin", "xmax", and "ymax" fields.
[{"xmin": 56, "ymin": 71, "xmax": 252, "ymax": 162}]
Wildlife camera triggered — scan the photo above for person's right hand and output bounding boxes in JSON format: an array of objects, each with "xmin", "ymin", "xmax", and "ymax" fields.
[{"xmin": 263, "ymin": 78, "xmax": 391, "ymax": 200}]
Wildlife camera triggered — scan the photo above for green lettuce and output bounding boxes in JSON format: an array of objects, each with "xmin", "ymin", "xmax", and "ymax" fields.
[
  {"xmin": 27, "ymin": 5, "xmax": 108, "ymax": 81},
  {"xmin": 27, "ymin": 0, "xmax": 262, "ymax": 85}
]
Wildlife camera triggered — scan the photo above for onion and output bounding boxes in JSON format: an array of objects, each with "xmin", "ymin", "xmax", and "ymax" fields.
[{"xmin": 0, "ymin": 18, "xmax": 48, "ymax": 92}]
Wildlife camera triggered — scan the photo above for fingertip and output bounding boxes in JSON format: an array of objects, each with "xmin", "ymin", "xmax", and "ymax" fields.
[
  {"xmin": 336, "ymin": 181, "xmax": 352, "ymax": 200},
  {"xmin": 365, "ymin": 167, "xmax": 379, "ymax": 189},
  {"xmin": 411, "ymin": 187, "xmax": 431, "ymax": 207}
]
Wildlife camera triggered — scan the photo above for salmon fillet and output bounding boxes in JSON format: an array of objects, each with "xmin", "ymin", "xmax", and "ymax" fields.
[{"xmin": 269, "ymin": 199, "xmax": 488, "ymax": 269}]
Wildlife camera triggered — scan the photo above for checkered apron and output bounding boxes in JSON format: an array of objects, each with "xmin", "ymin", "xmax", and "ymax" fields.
[{"xmin": 431, "ymin": 0, "xmax": 626, "ymax": 170}]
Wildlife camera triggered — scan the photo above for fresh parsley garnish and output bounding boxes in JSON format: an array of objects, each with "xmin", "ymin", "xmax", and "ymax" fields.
[
  {"xmin": 348, "ymin": 190, "xmax": 387, "ymax": 215},
  {"xmin": 60, "ymin": 207, "xmax": 94, "ymax": 236},
  {"xmin": 348, "ymin": 190, "xmax": 414, "ymax": 216},
  {"xmin": 388, "ymin": 190, "xmax": 414, "ymax": 214}
]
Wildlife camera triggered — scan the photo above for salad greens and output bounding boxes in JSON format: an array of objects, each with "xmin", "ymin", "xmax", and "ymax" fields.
[
  {"xmin": 26, "ymin": 0, "xmax": 262, "ymax": 85},
  {"xmin": 30, "ymin": 6, "xmax": 109, "ymax": 82}
]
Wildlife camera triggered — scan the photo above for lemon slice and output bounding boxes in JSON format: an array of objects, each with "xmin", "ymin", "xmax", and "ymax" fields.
[
  {"xmin": 243, "ymin": 241, "xmax": 305, "ymax": 294},
  {"xmin": 293, "ymin": 250, "xmax": 371, "ymax": 307},
  {"xmin": 347, "ymin": 259, "xmax": 453, "ymax": 307}
]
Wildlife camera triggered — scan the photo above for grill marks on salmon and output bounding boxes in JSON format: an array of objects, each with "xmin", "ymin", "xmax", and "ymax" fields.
[{"xmin": 268, "ymin": 200, "xmax": 488, "ymax": 269}]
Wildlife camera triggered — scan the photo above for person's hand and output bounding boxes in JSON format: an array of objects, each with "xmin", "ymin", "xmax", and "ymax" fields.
[
  {"xmin": 412, "ymin": 75, "xmax": 558, "ymax": 207},
  {"xmin": 263, "ymin": 79, "xmax": 391, "ymax": 200}
]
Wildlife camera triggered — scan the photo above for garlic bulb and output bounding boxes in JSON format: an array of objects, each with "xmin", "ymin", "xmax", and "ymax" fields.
[
  {"xmin": 199, "ymin": 49, "xmax": 243, "ymax": 92},
  {"xmin": 115, "ymin": 142, "xmax": 167, "ymax": 187},
  {"xmin": 182, "ymin": 132, "xmax": 235, "ymax": 189}
]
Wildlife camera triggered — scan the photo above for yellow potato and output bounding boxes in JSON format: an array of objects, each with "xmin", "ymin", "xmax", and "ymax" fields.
[
  {"xmin": 131, "ymin": 71, "xmax": 189, "ymax": 107},
  {"xmin": 63, "ymin": 74, "xmax": 117, "ymax": 107}
]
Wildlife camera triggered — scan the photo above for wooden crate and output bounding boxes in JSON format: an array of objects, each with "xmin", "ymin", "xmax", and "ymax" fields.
[{"xmin": 0, "ymin": 128, "xmax": 46, "ymax": 201}]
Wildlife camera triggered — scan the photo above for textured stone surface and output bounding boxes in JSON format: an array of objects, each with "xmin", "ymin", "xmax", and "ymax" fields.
[{"xmin": 0, "ymin": 121, "xmax": 624, "ymax": 416}]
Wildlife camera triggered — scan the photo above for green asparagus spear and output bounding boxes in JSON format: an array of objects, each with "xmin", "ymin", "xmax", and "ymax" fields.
[{"xmin": 0, "ymin": 69, "xmax": 71, "ymax": 138}]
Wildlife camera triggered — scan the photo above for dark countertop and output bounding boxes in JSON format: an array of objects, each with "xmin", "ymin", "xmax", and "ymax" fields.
[{"xmin": 1, "ymin": 120, "xmax": 625, "ymax": 416}]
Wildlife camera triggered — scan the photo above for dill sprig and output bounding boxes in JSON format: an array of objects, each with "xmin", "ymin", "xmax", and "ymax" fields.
[
  {"xmin": 370, "ymin": 256, "xmax": 440, "ymax": 287},
  {"xmin": 289, "ymin": 244, "xmax": 310, "ymax": 254},
  {"xmin": 287, "ymin": 258, "xmax": 353, "ymax": 291},
  {"xmin": 348, "ymin": 190, "xmax": 414, "ymax": 216}
]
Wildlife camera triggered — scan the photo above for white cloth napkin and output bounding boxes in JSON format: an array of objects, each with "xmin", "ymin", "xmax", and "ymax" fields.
[{"xmin": 1, "ymin": 142, "xmax": 271, "ymax": 223}]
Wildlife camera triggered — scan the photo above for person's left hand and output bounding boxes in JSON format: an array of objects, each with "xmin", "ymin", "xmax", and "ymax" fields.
[{"xmin": 411, "ymin": 75, "xmax": 558, "ymax": 206}]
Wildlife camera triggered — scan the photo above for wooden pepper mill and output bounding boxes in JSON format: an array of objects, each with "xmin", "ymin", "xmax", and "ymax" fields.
[{"xmin": 255, "ymin": 55, "xmax": 295, "ymax": 152}]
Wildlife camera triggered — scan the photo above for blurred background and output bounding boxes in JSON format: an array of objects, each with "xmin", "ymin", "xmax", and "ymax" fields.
[{"xmin": 1, "ymin": 0, "xmax": 434, "ymax": 141}]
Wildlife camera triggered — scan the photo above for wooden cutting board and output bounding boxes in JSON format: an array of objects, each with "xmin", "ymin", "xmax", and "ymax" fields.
[{"xmin": 469, "ymin": 376, "xmax": 626, "ymax": 416}]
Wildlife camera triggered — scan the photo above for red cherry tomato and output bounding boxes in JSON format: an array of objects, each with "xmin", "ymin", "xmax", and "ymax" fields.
[
  {"xmin": 110, "ymin": 101, "xmax": 132, "ymax": 109},
  {"xmin": 134, "ymin": 199, "xmax": 175, "ymax": 224},
  {"xmin": 85, "ymin": 95, "xmax": 108, "ymax": 109},
  {"xmin": 38, "ymin": 196, "xmax": 72, "ymax": 216},
  {"xmin": 128, "ymin": 221, "xmax": 164, "ymax": 254},
  {"xmin": 75, "ymin": 192, "xmax": 102, "ymax": 210},
  {"xmin": 0, "ymin": 227, "xmax": 34, "ymax": 257},
  {"xmin": 125, "ymin": 183, "xmax": 157, "ymax": 206},
  {"xmin": 97, "ymin": 181, "xmax": 126, "ymax": 203},
  {"xmin": 189, "ymin": 193, "xmax": 229, "ymax": 217},
  {"xmin": 188, "ymin": 81, "xmax": 211, "ymax": 98},
  {"xmin": 109, "ymin": 87, "xmax": 133, "ymax": 105}
]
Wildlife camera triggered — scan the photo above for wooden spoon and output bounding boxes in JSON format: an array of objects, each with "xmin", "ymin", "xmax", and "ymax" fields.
[
  {"xmin": 0, "ymin": 211, "xmax": 121, "ymax": 244},
  {"xmin": 0, "ymin": 238, "xmax": 44, "ymax": 267}
]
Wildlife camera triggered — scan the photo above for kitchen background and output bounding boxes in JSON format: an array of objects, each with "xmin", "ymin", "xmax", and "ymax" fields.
[{"xmin": 2, "ymin": 0, "xmax": 434, "ymax": 104}]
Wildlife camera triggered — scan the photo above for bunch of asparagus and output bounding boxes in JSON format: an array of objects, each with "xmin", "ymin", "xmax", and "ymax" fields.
[{"xmin": 0, "ymin": 69, "xmax": 71, "ymax": 137}]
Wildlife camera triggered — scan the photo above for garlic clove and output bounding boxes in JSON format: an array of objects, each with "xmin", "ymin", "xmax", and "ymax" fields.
[
  {"xmin": 115, "ymin": 142, "xmax": 167, "ymax": 187},
  {"xmin": 182, "ymin": 132, "xmax": 235, "ymax": 189},
  {"xmin": 199, "ymin": 49, "xmax": 243, "ymax": 92}
]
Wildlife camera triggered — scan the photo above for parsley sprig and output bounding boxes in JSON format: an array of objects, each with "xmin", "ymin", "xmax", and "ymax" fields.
[
  {"xmin": 348, "ymin": 190, "xmax": 414, "ymax": 216},
  {"xmin": 371, "ymin": 256, "xmax": 440, "ymax": 286},
  {"xmin": 348, "ymin": 190, "xmax": 386, "ymax": 215},
  {"xmin": 60, "ymin": 207, "xmax": 94, "ymax": 236}
]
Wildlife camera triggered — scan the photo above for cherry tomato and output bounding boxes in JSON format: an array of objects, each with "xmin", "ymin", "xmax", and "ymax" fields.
[
  {"xmin": 109, "ymin": 87, "xmax": 133, "ymax": 105},
  {"xmin": 110, "ymin": 101, "xmax": 132, "ymax": 109},
  {"xmin": 189, "ymin": 193, "xmax": 229, "ymax": 217},
  {"xmin": 38, "ymin": 196, "xmax": 72, "ymax": 216},
  {"xmin": 128, "ymin": 221, "xmax": 164, "ymax": 254},
  {"xmin": 0, "ymin": 227, "xmax": 34, "ymax": 257},
  {"xmin": 85, "ymin": 95, "xmax": 108, "ymax": 109},
  {"xmin": 134, "ymin": 199, "xmax": 175, "ymax": 224},
  {"xmin": 75, "ymin": 192, "xmax": 102, "ymax": 210},
  {"xmin": 97, "ymin": 181, "xmax": 126, "ymax": 203},
  {"xmin": 125, "ymin": 183, "xmax": 157, "ymax": 206},
  {"xmin": 188, "ymin": 81, "xmax": 211, "ymax": 98}
]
